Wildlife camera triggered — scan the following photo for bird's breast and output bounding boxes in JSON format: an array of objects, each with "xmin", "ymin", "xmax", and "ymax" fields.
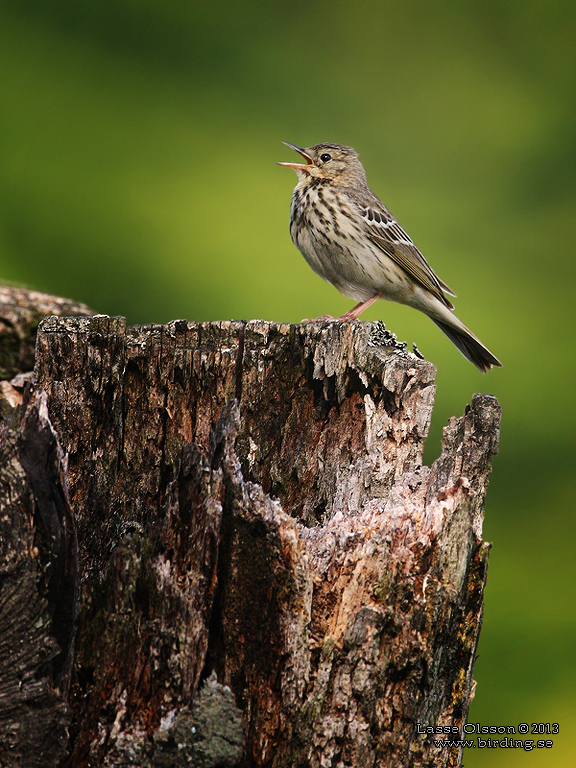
[{"xmin": 288, "ymin": 185, "xmax": 415, "ymax": 303}]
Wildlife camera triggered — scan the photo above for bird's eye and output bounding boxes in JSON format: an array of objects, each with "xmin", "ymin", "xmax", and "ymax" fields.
[{"xmin": 320, "ymin": 153, "xmax": 332, "ymax": 163}]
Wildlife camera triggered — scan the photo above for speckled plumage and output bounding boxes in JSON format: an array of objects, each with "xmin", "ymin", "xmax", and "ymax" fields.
[{"xmin": 279, "ymin": 142, "xmax": 501, "ymax": 373}]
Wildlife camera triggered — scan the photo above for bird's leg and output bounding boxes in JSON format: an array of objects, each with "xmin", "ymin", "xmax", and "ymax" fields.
[
  {"xmin": 337, "ymin": 292, "xmax": 383, "ymax": 322},
  {"xmin": 302, "ymin": 292, "xmax": 383, "ymax": 323}
]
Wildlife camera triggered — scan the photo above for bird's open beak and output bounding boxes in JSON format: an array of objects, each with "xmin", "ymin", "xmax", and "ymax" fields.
[{"xmin": 277, "ymin": 142, "xmax": 315, "ymax": 172}]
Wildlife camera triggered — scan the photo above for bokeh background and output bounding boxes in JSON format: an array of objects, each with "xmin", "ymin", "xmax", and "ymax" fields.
[{"xmin": 1, "ymin": 1, "xmax": 574, "ymax": 764}]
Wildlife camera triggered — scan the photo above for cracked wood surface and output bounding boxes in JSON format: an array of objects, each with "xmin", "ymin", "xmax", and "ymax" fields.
[
  {"xmin": 0, "ymin": 286, "xmax": 92, "ymax": 381},
  {"xmin": 0, "ymin": 304, "xmax": 500, "ymax": 768}
]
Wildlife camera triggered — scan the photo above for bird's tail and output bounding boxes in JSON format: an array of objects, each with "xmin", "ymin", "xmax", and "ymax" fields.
[{"xmin": 431, "ymin": 318, "xmax": 502, "ymax": 373}]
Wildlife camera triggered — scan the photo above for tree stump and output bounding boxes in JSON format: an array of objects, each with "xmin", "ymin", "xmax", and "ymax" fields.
[{"xmin": 0, "ymin": 299, "xmax": 500, "ymax": 768}]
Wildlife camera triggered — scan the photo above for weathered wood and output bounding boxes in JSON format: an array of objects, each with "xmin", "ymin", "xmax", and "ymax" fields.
[
  {"xmin": 0, "ymin": 286, "xmax": 92, "ymax": 381},
  {"xmin": 0, "ymin": 300, "xmax": 500, "ymax": 768},
  {"xmin": 0, "ymin": 288, "xmax": 91, "ymax": 767},
  {"xmin": 0, "ymin": 390, "xmax": 76, "ymax": 767}
]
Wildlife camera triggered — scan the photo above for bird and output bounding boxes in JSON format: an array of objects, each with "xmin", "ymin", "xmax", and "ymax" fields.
[{"xmin": 278, "ymin": 142, "xmax": 502, "ymax": 373}]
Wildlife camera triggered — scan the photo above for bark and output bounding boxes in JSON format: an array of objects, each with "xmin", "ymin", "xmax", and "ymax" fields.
[
  {"xmin": 0, "ymin": 286, "xmax": 92, "ymax": 382},
  {"xmin": 0, "ymin": 296, "xmax": 501, "ymax": 768}
]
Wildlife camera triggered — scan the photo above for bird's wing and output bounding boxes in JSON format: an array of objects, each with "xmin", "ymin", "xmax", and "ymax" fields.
[{"xmin": 358, "ymin": 202, "xmax": 456, "ymax": 309}]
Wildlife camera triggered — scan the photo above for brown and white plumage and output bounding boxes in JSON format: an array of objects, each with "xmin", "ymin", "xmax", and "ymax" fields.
[{"xmin": 279, "ymin": 142, "xmax": 501, "ymax": 373}]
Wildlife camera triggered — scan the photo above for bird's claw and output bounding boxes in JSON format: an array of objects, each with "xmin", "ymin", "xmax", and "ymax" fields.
[{"xmin": 302, "ymin": 315, "xmax": 337, "ymax": 322}]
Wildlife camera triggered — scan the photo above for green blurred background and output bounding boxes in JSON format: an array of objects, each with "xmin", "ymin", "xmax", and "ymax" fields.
[{"xmin": 1, "ymin": 1, "xmax": 574, "ymax": 764}]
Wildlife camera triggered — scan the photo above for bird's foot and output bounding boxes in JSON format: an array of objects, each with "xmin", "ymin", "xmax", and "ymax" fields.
[{"xmin": 302, "ymin": 315, "xmax": 337, "ymax": 322}]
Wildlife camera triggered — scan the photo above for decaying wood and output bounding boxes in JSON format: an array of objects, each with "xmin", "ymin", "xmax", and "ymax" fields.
[
  {"xmin": 0, "ymin": 295, "xmax": 500, "ymax": 768},
  {"xmin": 0, "ymin": 286, "xmax": 92, "ymax": 381}
]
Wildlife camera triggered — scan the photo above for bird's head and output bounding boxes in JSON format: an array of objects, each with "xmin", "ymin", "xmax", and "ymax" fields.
[{"xmin": 278, "ymin": 142, "xmax": 367, "ymax": 186}]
